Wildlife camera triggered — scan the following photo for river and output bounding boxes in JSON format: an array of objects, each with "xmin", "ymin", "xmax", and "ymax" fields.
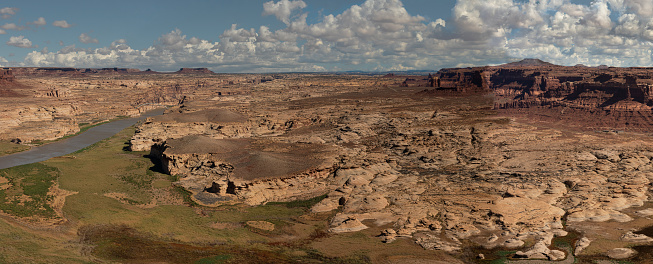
[{"xmin": 0, "ymin": 108, "xmax": 165, "ymax": 170}]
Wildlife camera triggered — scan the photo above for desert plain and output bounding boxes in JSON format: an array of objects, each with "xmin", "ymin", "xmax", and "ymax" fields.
[{"xmin": 2, "ymin": 60, "xmax": 653, "ymax": 263}]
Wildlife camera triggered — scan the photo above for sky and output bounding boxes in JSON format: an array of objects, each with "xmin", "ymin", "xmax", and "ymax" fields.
[{"xmin": 0, "ymin": 0, "xmax": 651, "ymax": 73}]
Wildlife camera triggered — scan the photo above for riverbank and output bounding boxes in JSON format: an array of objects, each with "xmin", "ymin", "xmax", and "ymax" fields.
[
  {"xmin": 0, "ymin": 108, "xmax": 165, "ymax": 170},
  {"xmin": 0, "ymin": 141, "xmax": 30, "ymax": 156}
]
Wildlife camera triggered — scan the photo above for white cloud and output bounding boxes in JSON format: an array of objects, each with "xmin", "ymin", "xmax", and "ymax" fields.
[
  {"xmin": 79, "ymin": 33, "xmax": 99, "ymax": 44},
  {"xmin": 0, "ymin": 7, "xmax": 18, "ymax": 19},
  {"xmin": 263, "ymin": 0, "xmax": 307, "ymax": 25},
  {"xmin": 31, "ymin": 17, "xmax": 46, "ymax": 26},
  {"xmin": 7, "ymin": 36, "xmax": 35, "ymax": 48},
  {"xmin": 15, "ymin": 0, "xmax": 508, "ymax": 71},
  {"xmin": 53, "ymin": 20, "xmax": 72, "ymax": 28},
  {"xmin": 622, "ymin": 0, "xmax": 653, "ymax": 17},
  {"xmin": 14, "ymin": 0, "xmax": 653, "ymax": 72},
  {"xmin": 1, "ymin": 23, "xmax": 23, "ymax": 31},
  {"xmin": 0, "ymin": 29, "xmax": 5, "ymax": 34}
]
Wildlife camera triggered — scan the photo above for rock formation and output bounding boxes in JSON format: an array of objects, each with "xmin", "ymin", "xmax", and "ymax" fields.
[
  {"xmin": 126, "ymin": 72, "xmax": 653, "ymax": 263},
  {"xmin": 423, "ymin": 59, "xmax": 653, "ymax": 131},
  {"xmin": 0, "ymin": 69, "xmax": 23, "ymax": 97}
]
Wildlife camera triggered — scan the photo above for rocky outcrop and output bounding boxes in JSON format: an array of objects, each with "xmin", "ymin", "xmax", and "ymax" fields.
[
  {"xmin": 0, "ymin": 69, "xmax": 24, "ymax": 97},
  {"xmin": 129, "ymin": 108, "xmax": 249, "ymax": 151},
  {"xmin": 607, "ymin": 248, "xmax": 636, "ymax": 259},
  {"xmin": 514, "ymin": 241, "xmax": 566, "ymax": 260},
  {"xmin": 129, "ymin": 107, "xmax": 305, "ymax": 152},
  {"xmin": 148, "ymin": 134, "xmax": 335, "ymax": 206},
  {"xmin": 421, "ymin": 59, "xmax": 653, "ymax": 131},
  {"xmin": 0, "ymin": 105, "xmax": 79, "ymax": 142},
  {"xmin": 574, "ymin": 237, "xmax": 591, "ymax": 255}
]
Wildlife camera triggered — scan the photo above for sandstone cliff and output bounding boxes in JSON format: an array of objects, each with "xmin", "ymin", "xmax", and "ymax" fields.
[
  {"xmin": 0, "ymin": 69, "xmax": 24, "ymax": 97},
  {"xmin": 422, "ymin": 60, "xmax": 653, "ymax": 131}
]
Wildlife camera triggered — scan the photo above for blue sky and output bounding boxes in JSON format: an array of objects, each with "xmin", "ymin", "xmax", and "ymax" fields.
[
  {"xmin": 0, "ymin": 0, "xmax": 649, "ymax": 72},
  {"xmin": 0, "ymin": 1, "xmax": 454, "ymax": 54}
]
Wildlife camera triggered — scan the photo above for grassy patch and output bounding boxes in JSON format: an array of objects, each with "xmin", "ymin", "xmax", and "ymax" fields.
[
  {"xmin": 79, "ymin": 224, "xmax": 369, "ymax": 264},
  {"xmin": 0, "ymin": 218, "xmax": 90, "ymax": 263},
  {"xmin": 38, "ymin": 126, "xmax": 304, "ymax": 244},
  {"xmin": 4, "ymin": 125, "xmax": 371, "ymax": 263},
  {"xmin": 0, "ymin": 141, "xmax": 30, "ymax": 157},
  {"xmin": 152, "ymin": 179, "xmax": 172, "ymax": 188},
  {"xmin": 174, "ymin": 185, "xmax": 200, "ymax": 206},
  {"xmin": 0, "ymin": 163, "xmax": 58, "ymax": 218}
]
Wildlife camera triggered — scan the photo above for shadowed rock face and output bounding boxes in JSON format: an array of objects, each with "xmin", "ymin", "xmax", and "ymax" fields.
[
  {"xmin": 0, "ymin": 69, "xmax": 24, "ymax": 97},
  {"xmin": 424, "ymin": 59, "xmax": 653, "ymax": 131}
]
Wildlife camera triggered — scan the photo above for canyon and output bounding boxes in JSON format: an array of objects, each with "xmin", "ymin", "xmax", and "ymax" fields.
[{"xmin": 3, "ymin": 61, "xmax": 653, "ymax": 262}]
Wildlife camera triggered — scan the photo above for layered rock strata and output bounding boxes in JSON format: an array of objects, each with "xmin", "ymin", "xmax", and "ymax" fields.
[{"xmin": 422, "ymin": 59, "xmax": 653, "ymax": 131}]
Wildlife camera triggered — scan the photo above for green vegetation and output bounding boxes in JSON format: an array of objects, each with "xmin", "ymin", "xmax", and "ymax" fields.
[
  {"xmin": 0, "ymin": 125, "xmax": 382, "ymax": 263},
  {"xmin": 0, "ymin": 219, "xmax": 92, "ymax": 264},
  {"xmin": 76, "ymin": 223, "xmax": 371, "ymax": 264},
  {"xmin": 0, "ymin": 163, "xmax": 58, "ymax": 218},
  {"xmin": 0, "ymin": 141, "xmax": 30, "ymax": 157}
]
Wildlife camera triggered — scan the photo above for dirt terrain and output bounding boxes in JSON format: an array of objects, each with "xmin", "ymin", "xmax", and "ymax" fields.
[{"xmin": 2, "ymin": 62, "xmax": 653, "ymax": 263}]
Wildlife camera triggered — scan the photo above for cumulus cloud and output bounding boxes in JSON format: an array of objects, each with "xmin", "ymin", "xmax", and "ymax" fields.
[
  {"xmin": 16, "ymin": 0, "xmax": 513, "ymax": 71},
  {"xmin": 14, "ymin": 0, "xmax": 653, "ymax": 72},
  {"xmin": 79, "ymin": 33, "xmax": 99, "ymax": 44},
  {"xmin": 0, "ymin": 29, "xmax": 5, "ymax": 34},
  {"xmin": 0, "ymin": 7, "xmax": 18, "ymax": 19},
  {"xmin": 1, "ymin": 23, "xmax": 24, "ymax": 31},
  {"xmin": 622, "ymin": 0, "xmax": 653, "ymax": 17},
  {"xmin": 30, "ymin": 17, "xmax": 46, "ymax": 26},
  {"xmin": 7, "ymin": 36, "xmax": 35, "ymax": 48},
  {"xmin": 263, "ymin": 0, "xmax": 307, "ymax": 25},
  {"xmin": 53, "ymin": 20, "xmax": 72, "ymax": 28}
]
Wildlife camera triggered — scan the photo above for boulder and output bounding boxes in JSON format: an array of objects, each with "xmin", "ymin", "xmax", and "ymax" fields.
[
  {"xmin": 574, "ymin": 237, "xmax": 591, "ymax": 256},
  {"xmin": 328, "ymin": 217, "xmax": 368, "ymax": 233},
  {"xmin": 606, "ymin": 248, "xmax": 636, "ymax": 259},
  {"xmin": 620, "ymin": 231, "xmax": 653, "ymax": 243}
]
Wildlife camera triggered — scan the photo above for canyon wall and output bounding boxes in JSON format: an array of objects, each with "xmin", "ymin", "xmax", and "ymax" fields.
[{"xmin": 424, "ymin": 59, "xmax": 653, "ymax": 131}]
